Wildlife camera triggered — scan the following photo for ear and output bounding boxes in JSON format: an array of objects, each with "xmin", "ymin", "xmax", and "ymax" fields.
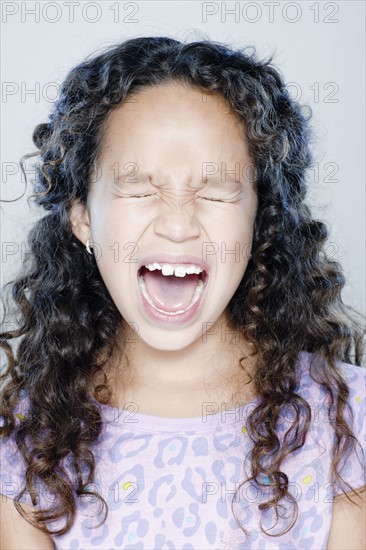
[{"xmin": 69, "ymin": 199, "xmax": 93, "ymax": 247}]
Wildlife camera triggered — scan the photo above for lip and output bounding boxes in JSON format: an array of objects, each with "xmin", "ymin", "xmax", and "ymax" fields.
[
  {"xmin": 136, "ymin": 253, "xmax": 211, "ymax": 325},
  {"xmin": 137, "ymin": 267, "xmax": 210, "ymax": 324},
  {"xmin": 136, "ymin": 253, "xmax": 210, "ymax": 274}
]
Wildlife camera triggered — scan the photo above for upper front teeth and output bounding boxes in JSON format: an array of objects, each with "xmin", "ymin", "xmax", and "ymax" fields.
[{"xmin": 144, "ymin": 263, "xmax": 203, "ymax": 277}]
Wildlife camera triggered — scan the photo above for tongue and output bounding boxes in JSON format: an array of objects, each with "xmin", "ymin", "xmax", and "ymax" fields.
[{"xmin": 142, "ymin": 268, "xmax": 200, "ymax": 312}]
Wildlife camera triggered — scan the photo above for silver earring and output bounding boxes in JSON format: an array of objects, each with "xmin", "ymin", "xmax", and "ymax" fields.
[{"xmin": 86, "ymin": 238, "xmax": 93, "ymax": 255}]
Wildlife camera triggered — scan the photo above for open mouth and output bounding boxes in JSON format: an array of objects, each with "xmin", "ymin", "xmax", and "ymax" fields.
[{"xmin": 137, "ymin": 264, "xmax": 209, "ymax": 316}]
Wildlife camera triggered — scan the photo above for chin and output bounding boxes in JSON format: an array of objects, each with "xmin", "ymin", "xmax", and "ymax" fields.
[{"xmin": 136, "ymin": 325, "xmax": 202, "ymax": 350}]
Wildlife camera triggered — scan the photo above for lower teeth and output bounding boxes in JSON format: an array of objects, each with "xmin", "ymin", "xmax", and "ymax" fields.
[{"xmin": 138, "ymin": 275, "xmax": 204, "ymax": 315}]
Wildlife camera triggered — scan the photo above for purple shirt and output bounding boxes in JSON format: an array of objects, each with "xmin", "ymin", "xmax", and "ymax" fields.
[{"xmin": 1, "ymin": 351, "xmax": 365, "ymax": 549}]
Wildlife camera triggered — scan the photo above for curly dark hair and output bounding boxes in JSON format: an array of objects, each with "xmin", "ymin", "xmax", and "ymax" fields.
[{"xmin": 1, "ymin": 35, "xmax": 365, "ymax": 542}]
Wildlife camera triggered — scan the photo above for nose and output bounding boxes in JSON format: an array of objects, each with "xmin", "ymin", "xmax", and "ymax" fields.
[{"xmin": 153, "ymin": 203, "xmax": 201, "ymax": 243}]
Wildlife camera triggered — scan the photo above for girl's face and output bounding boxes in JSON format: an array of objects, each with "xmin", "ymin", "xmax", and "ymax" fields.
[{"xmin": 70, "ymin": 81, "xmax": 257, "ymax": 351}]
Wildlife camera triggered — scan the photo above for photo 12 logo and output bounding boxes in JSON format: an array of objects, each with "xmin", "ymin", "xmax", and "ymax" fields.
[
  {"xmin": 1, "ymin": 1, "xmax": 140, "ymax": 24},
  {"xmin": 201, "ymin": 2, "xmax": 340, "ymax": 24}
]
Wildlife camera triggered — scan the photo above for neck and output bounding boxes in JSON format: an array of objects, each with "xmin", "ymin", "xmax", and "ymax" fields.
[{"xmin": 95, "ymin": 310, "xmax": 258, "ymax": 413}]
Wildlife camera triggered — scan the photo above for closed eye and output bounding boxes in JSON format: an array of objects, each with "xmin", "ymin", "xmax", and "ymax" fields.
[
  {"xmin": 127, "ymin": 194, "xmax": 224, "ymax": 201},
  {"xmin": 197, "ymin": 197, "xmax": 224, "ymax": 202},
  {"xmin": 129, "ymin": 193, "xmax": 157, "ymax": 198}
]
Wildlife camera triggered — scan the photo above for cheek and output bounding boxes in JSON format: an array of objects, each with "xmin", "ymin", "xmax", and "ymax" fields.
[
  {"xmin": 204, "ymin": 206, "xmax": 255, "ymax": 262},
  {"xmin": 92, "ymin": 203, "xmax": 142, "ymax": 257}
]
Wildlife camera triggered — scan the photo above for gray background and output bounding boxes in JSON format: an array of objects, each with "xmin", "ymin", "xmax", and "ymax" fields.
[{"xmin": 1, "ymin": 1, "xmax": 365, "ymax": 319}]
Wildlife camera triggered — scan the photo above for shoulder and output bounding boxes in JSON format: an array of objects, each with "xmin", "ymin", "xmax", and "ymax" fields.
[
  {"xmin": 0, "ymin": 391, "xmax": 34, "ymax": 507},
  {"xmin": 297, "ymin": 350, "xmax": 366, "ymax": 433},
  {"xmin": 1, "ymin": 389, "xmax": 31, "ymax": 420},
  {"xmin": 335, "ymin": 355, "xmax": 366, "ymax": 393},
  {"xmin": 297, "ymin": 350, "xmax": 366, "ymax": 406},
  {"xmin": 336, "ymin": 358, "xmax": 366, "ymax": 431},
  {"xmin": 297, "ymin": 350, "xmax": 366, "ymax": 492}
]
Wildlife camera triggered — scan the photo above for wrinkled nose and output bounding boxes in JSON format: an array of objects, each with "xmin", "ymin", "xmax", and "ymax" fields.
[{"xmin": 153, "ymin": 204, "xmax": 201, "ymax": 243}]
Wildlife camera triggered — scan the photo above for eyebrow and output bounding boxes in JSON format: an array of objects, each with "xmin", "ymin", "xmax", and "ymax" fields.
[
  {"xmin": 202, "ymin": 174, "xmax": 243, "ymax": 185},
  {"xmin": 111, "ymin": 169, "xmax": 244, "ymax": 187}
]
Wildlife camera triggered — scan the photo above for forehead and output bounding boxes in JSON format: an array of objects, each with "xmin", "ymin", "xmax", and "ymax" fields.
[
  {"xmin": 98, "ymin": 81, "xmax": 248, "ymax": 159},
  {"xmin": 109, "ymin": 80, "xmax": 239, "ymax": 119}
]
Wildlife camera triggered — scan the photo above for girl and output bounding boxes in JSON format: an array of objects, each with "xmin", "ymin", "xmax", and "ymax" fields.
[{"xmin": 0, "ymin": 36, "xmax": 365, "ymax": 550}]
